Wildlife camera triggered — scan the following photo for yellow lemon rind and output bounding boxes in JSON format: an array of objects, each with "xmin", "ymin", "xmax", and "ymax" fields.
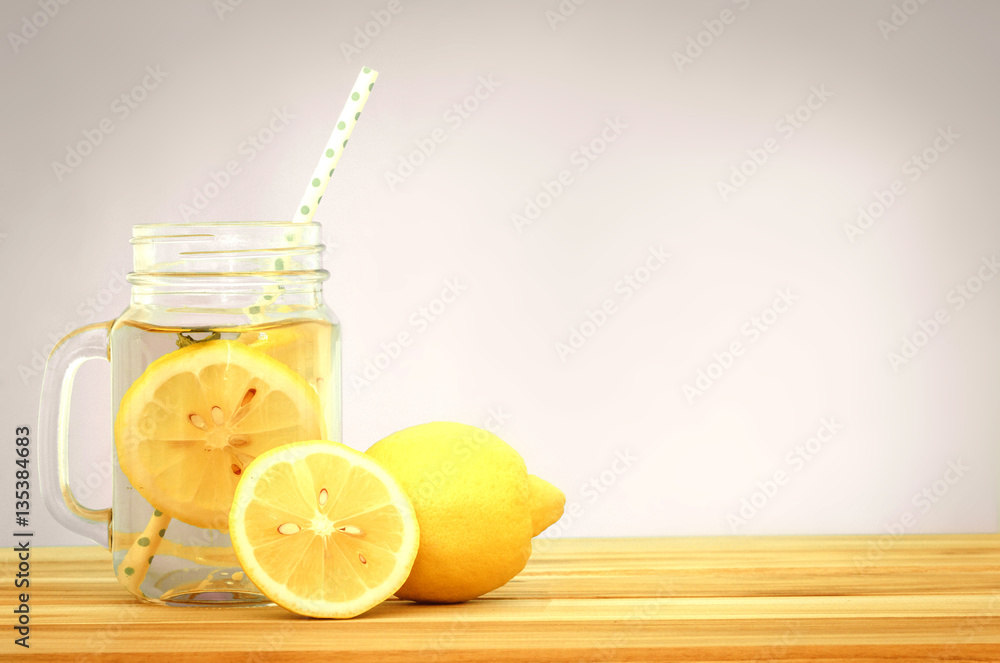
[
  {"xmin": 114, "ymin": 340, "xmax": 325, "ymax": 530},
  {"xmin": 229, "ymin": 440, "xmax": 420, "ymax": 619}
]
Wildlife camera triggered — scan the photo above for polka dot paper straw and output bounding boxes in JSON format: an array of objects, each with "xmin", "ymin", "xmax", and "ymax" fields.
[
  {"xmin": 116, "ymin": 509, "xmax": 171, "ymax": 597},
  {"xmin": 293, "ymin": 66, "xmax": 379, "ymax": 223}
]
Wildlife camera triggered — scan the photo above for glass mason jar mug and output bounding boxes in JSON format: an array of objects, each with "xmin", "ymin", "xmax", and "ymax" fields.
[{"xmin": 38, "ymin": 222, "xmax": 341, "ymax": 605}]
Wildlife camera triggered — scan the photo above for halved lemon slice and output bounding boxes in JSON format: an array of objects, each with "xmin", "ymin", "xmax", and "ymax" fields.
[
  {"xmin": 237, "ymin": 320, "xmax": 335, "ymax": 396},
  {"xmin": 114, "ymin": 340, "xmax": 324, "ymax": 530},
  {"xmin": 229, "ymin": 441, "xmax": 419, "ymax": 618}
]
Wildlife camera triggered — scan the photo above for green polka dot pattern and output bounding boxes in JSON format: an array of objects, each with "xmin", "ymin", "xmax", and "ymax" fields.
[{"xmin": 293, "ymin": 66, "xmax": 379, "ymax": 223}]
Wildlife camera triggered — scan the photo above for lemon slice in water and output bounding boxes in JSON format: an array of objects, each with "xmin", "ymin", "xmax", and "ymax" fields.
[
  {"xmin": 238, "ymin": 321, "xmax": 334, "ymax": 397},
  {"xmin": 114, "ymin": 340, "xmax": 324, "ymax": 530}
]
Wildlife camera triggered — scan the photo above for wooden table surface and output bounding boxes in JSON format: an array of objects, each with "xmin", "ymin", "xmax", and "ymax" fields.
[{"xmin": 5, "ymin": 535, "xmax": 1000, "ymax": 661}]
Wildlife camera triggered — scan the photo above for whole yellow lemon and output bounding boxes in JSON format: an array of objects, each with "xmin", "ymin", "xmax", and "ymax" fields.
[{"xmin": 365, "ymin": 422, "xmax": 565, "ymax": 603}]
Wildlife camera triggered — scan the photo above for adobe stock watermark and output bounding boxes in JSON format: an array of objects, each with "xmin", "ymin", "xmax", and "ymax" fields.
[
  {"xmin": 74, "ymin": 603, "xmax": 143, "ymax": 662},
  {"xmin": 511, "ymin": 116, "xmax": 627, "ymax": 233},
  {"xmin": 351, "ymin": 277, "xmax": 467, "ymax": 393},
  {"xmin": 340, "ymin": 0, "xmax": 405, "ymax": 63},
  {"xmin": 887, "ymin": 253, "xmax": 997, "ymax": 371},
  {"xmin": 75, "ymin": 610, "xmax": 291, "ymax": 662},
  {"xmin": 74, "ymin": 458, "xmax": 113, "ymax": 504},
  {"xmin": 535, "ymin": 448, "xmax": 639, "ymax": 551},
  {"xmin": 682, "ymin": 288, "xmax": 799, "ymax": 404},
  {"xmin": 926, "ymin": 593, "xmax": 1000, "ymax": 663},
  {"xmin": 321, "ymin": 231, "xmax": 341, "ymax": 259},
  {"xmin": 384, "ymin": 75, "xmax": 501, "ymax": 191},
  {"xmin": 749, "ymin": 623, "xmax": 804, "ymax": 663},
  {"xmin": 853, "ymin": 458, "xmax": 970, "ymax": 571},
  {"xmin": 672, "ymin": 0, "xmax": 752, "ymax": 73},
  {"xmin": 544, "ymin": 0, "xmax": 587, "ymax": 31},
  {"xmin": 716, "ymin": 84, "xmax": 833, "ymax": 202},
  {"xmin": 178, "ymin": 107, "xmax": 294, "ymax": 221},
  {"xmin": 409, "ymin": 407, "xmax": 511, "ymax": 507},
  {"xmin": 212, "ymin": 0, "xmax": 248, "ymax": 21},
  {"xmin": 51, "ymin": 65, "xmax": 169, "ymax": 183},
  {"xmin": 244, "ymin": 624, "xmax": 296, "ymax": 663},
  {"xmin": 419, "ymin": 613, "xmax": 472, "ymax": 662},
  {"xmin": 877, "ymin": 0, "xmax": 932, "ymax": 41},
  {"xmin": 843, "ymin": 126, "xmax": 959, "ymax": 244},
  {"xmin": 582, "ymin": 579, "xmax": 676, "ymax": 661},
  {"xmin": 726, "ymin": 416, "xmax": 845, "ymax": 532},
  {"xmin": 18, "ymin": 269, "xmax": 130, "ymax": 384},
  {"xmin": 555, "ymin": 246, "xmax": 669, "ymax": 363},
  {"xmin": 7, "ymin": 0, "xmax": 72, "ymax": 54}
]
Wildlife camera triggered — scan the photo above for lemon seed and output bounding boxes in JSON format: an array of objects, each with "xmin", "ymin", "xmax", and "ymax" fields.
[{"xmin": 240, "ymin": 389, "xmax": 257, "ymax": 407}]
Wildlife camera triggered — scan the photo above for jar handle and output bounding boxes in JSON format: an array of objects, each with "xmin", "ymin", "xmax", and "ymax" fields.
[{"xmin": 38, "ymin": 322, "xmax": 113, "ymax": 549}]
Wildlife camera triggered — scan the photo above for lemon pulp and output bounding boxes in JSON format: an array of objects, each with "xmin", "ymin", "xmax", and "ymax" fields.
[
  {"xmin": 114, "ymin": 340, "xmax": 325, "ymax": 530},
  {"xmin": 229, "ymin": 441, "xmax": 419, "ymax": 618}
]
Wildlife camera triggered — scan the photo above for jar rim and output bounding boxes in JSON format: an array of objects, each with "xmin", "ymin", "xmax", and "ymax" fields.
[
  {"xmin": 131, "ymin": 221, "xmax": 321, "ymax": 236},
  {"xmin": 132, "ymin": 221, "xmax": 318, "ymax": 228},
  {"xmin": 130, "ymin": 222, "xmax": 327, "ymax": 276}
]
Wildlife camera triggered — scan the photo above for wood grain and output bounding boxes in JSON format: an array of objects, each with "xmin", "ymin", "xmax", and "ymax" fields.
[{"xmin": 4, "ymin": 535, "xmax": 1000, "ymax": 661}]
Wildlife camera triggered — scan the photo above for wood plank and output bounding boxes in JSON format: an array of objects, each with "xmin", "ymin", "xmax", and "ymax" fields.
[{"xmin": 4, "ymin": 535, "xmax": 1000, "ymax": 661}]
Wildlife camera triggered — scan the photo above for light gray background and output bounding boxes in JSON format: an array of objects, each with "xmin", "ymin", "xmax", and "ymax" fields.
[{"xmin": 2, "ymin": 0, "xmax": 998, "ymax": 547}]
